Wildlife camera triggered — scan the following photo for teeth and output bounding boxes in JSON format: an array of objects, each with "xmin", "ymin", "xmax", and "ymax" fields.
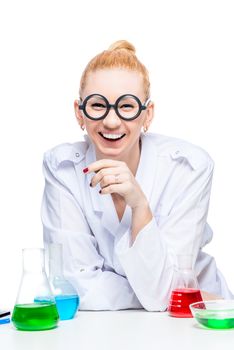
[{"xmin": 102, "ymin": 133, "xmax": 124, "ymax": 140}]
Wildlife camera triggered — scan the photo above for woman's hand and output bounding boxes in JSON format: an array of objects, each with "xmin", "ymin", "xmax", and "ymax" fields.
[
  {"xmin": 83, "ymin": 159, "xmax": 148, "ymax": 210},
  {"xmin": 84, "ymin": 159, "xmax": 153, "ymax": 243},
  {"xmin": 201, "ymin": 291, "xmax": 222, "ymax": 300}
]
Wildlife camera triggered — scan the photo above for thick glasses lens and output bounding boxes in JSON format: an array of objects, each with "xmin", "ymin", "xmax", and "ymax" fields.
[
  {"xmin": 81, "ymin": 94, "xmax": 145, "ymax": 120},
  {"xmin": 85, "ymin": 95, "xmax": 108, "ymax": 119},
  {"xmin": 116, "ymin": 95, "xmax": 141, "ymax": 119}
]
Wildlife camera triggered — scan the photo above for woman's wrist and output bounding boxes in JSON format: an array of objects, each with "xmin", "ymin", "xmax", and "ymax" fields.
[{"xmin": 131, "ymin": 201, "xmax": 153, "ymax": 244}]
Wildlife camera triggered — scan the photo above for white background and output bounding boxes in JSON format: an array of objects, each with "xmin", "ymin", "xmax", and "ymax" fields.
[{"xmin": 0, "ymin": 0, "xmax": 233, "ymax": 310}]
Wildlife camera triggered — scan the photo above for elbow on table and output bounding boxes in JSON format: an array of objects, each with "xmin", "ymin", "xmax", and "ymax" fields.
[{"xmin": 140, "ymin": 298, "xmax": 168, "ymax": 312}]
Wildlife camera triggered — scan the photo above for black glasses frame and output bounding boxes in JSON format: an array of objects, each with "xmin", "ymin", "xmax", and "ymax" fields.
[{"xmin": 79, "ymin": 94, "xmax": 150, "ymax": 121}]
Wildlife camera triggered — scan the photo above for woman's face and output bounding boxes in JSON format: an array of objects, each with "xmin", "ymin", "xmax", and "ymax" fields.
[{"xmin": 74, "ymin": 68, "xmax": 154, "ymax": 161}]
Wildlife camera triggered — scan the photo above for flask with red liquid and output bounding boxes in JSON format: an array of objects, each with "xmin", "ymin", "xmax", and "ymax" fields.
[{"xmin": 168, "ymin": 254, "xmax": 203, "ymax": 318}]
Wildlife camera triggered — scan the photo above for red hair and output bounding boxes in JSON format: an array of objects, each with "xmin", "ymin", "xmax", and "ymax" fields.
[{"xmin": 79, "ymin": 40, "xmax": 150, "ymax": 98}]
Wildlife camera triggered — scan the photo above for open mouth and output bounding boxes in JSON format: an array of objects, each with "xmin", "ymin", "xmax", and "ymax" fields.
[{"xmin": 98, "ymin": 132, "xmax": 126, "ymax": 142}]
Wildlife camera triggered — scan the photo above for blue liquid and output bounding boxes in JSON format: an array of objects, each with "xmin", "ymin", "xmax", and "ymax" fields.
[
  {"xmin": 0, "ymin": 317, "xmax": 10, "ymax": 324},
  {"xmin": 55, "ymin": 295, "xmax": 79, "ymax": 320}
]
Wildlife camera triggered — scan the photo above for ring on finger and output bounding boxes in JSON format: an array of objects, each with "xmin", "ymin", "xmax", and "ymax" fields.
[{"xmin": 115, "ymin": 174, "xmax": 120, "ymax": 184}]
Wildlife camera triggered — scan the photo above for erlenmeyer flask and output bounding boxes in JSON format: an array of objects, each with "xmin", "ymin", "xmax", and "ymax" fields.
[
  {"xmin": 48, "ymin": 243, "xmax": 79, "ymax": 320},
  {"xmin": 168, "ymin": 254, "xmax": 203, "ymax": 318},
  {"xmin": 12, "ymin": 248, "xmax": 59, "ymax": 331}
]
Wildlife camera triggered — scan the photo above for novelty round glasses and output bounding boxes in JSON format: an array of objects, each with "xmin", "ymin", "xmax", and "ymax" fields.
[{"xmin": 79, "ymin": 94, "xmax": 150, "ymax": 121}]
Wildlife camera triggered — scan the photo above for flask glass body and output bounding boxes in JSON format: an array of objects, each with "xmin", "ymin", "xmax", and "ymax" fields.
[
  {"xmin": 48, "ymin": 243, "xmax": 79, "ymax": 320},
  {"xmin": 12, "ymin": 248, "xmax": 59, "ymax": 331},
  {"xmin": 168, "ymin": 255, "xmax": 203, "ymax": 318}
]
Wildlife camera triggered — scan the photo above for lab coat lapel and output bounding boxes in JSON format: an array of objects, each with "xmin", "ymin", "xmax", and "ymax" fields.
[
  {"xmin": 84, "ymin": 136, "xmax": 102, "ymax": 213},
  {"xmin": 85, "ymin": 133, "xmax": 158, "ymax": 236},
  {"xmin": 135, "ymin": 133, "xmax": 158, "ymax": 203},
  {"xmin": 84, "ymin": 136, "xmax": 120, "ymax": 235},
  {"xmin": 100, "ymin": 194, "xmax": 120, "ymax": 236},
  {"xmin": 101, "ymin": 134, "xmax": 159, "ymax": 236}
]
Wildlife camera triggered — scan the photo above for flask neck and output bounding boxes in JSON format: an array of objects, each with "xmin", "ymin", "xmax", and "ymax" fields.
[
  {"xmin": 173, "ymin": 255, "xmax": 199, "ymax": 290},
  {"xmin": 22, "ymin": 248, "xmax": 45, "ymax": 273},
  {"xmin": 176, "ymin": 254, "xmax": 193, "ymax": 270},
  {"xmin": 49, "ymin": 243, "xmax": 64, "ymax": 278},
  {"xmin": 49, "ymin": 259, "xmax": 63, "ymax": 278},
  {"xmin": 174, "ymin": 267, "xmax": 199, "ymax": 290}
]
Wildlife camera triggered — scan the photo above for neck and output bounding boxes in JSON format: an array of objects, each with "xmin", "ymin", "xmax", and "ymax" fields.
[
  {"xmin": 96, "ymin": 137, "xmax": 141, "ymax": 176},
  {"xmin": 127, "ymin": 138, "xmax": 141, "ymax": 176}
]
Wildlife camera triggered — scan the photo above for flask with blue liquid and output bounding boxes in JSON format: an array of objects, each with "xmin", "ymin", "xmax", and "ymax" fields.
[{"xmin": 48, "ymin": 243, "xmax": 80, "ymax": 320}]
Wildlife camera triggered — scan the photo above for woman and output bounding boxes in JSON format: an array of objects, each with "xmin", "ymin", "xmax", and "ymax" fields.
[{"xmin": 42, "ymin": 40, "xmax": 233, "ymax": 311}]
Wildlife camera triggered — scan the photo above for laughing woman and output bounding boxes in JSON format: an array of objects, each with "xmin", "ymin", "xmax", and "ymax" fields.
[{"xmin": 41, "ymin": 40, "xmax": 233, "ymax": 311}]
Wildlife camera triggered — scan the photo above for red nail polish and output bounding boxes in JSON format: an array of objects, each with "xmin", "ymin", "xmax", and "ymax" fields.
[{"xmin": 83, "ymin": 167, "xmax": 89, "ymax": 173}]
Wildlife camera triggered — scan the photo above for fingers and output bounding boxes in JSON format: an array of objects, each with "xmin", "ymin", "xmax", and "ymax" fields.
[
  {"xmin": 99, "ymin": 184, "xmax": 122, "ymax": 195},
  {"xmin": 83, "ymin": 159, "xmax": 125, "ymax": 174},
  {"xmin": 90, "ymin": 167, "xmax": 121, "ymax": 187},
  {"xmin": 100, "ymin": 174, "xmax": 119, "ymax": 188},
  {"xmin": 85, "ymin": 160, "xmax": 131, "ymax": 189},
  {"xmin": 92, "ymin": 169, "xmax": 130, "ymax": 188},
  {"xmin": 100, "ymin": 180, "xmax": 132, "ymax": 196},
  {"xmin": 99, "ymin": 173, "xmax": 127, "ymax": 189},
  {"xmin": 83, "ymin": 159, "xmax": 133, "ymax": 197}
]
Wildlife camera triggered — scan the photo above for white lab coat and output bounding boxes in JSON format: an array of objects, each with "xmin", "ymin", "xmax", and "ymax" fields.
[{"xmin": 41, "ymin": 133, "xmax": 233, "ymax": 311}]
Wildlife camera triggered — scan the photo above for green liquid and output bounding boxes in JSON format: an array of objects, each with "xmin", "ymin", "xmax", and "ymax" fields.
[
  {"xmin": 12, "ymin": 303, "xmax": 59, "ymax": 331},
  {"xmin": 196, "ymin": 312, "xmax": 234, "ymax": 329}
]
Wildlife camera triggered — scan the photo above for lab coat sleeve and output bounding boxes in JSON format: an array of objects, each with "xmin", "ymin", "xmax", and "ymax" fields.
[
  {"xmin": 41, "ymin": 157, "xmax": 142, "ymax": 311},
  {"xmin": 115, "ymin": 159, "xmax": 214, "ymax": 311}
]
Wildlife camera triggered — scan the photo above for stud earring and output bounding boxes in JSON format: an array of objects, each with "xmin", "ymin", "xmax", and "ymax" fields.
[
  {"xmin": 80, "ymin": 125, "xmax": 85, "ymax": 131},
  {"xmin": 143, "ymin": 126, "xmax": 148, "ymax": 133}
]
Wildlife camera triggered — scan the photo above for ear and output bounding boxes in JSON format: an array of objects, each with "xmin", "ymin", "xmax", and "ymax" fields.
[
  {"xmin": 143, "ymin": 101, "xmax": 154, "ymax": 130},
  {"xmin": 74, "ymin": 99, "xmax": 85, "ymax": 127}
]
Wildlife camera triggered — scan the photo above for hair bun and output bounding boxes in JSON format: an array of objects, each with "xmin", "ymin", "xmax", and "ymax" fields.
[{"xmin": 108, "ymin": 40, "xmax": 136, "ymax": 54}]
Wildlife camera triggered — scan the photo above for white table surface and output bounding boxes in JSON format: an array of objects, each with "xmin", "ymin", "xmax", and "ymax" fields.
[{"xmin": 1, "ymin": 310, "xmax": 234, "ymax": 350}]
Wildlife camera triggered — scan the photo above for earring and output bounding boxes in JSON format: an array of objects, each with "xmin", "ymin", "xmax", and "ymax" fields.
[
  {"xmin": 80, "ymin": 125, "xmax": 85, "ymax": 131},
  {"xmin": 143, "ymin": 126, "xmax": 148, "ymax": 133}
]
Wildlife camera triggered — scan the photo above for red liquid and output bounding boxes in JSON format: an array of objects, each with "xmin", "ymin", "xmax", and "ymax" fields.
[{"xmin": 168, "ymin": 288, "xmax": 203, "ymax": 318}]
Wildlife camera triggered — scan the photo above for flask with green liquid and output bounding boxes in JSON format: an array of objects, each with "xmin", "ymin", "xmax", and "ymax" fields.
[{"xmin": 12, "ymin": 248, "xmax": 59, "ymax": 331}]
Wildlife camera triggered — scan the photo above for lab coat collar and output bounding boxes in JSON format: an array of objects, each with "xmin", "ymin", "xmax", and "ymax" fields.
[
  {"xmin": 170, "ymin": 147, "xmax": 197, "ymax": 170},
  {"xmin": 49, "ymin": 142, "xmax": 86, "ymax": 171}
]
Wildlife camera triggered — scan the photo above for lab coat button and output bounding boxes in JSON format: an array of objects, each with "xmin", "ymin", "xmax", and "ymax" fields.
[
  {"xmin": 175, "ymin": 150, "xmax": 180, "ymax": 155},
  {"xmin": 80, "ymin": 268, "xmax": 85, "ymax": 272},
  {"xmin": 75, "ymin": 153, "xmax": 80, "ymax": 157}
]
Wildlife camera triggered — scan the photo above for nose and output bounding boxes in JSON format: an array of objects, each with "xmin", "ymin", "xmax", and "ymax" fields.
[{"xmin": 102, "ymin": 107, "xmax": 121, "ymax": 129}]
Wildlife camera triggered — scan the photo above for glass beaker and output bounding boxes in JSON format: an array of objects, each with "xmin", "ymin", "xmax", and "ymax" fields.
[
  {"xmin": 11, "ymin": 248, "xmax": 59, "ymax": 331},
  {"xmin": 48, "ymin": 243, "xmax": 79, "ymax": 320},
  {"xmin": 168, "ymin": 254, "xmax": 203, "ymax": 318}
]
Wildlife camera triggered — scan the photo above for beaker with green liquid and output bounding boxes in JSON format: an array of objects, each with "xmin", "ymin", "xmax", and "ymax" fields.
[{"xmin": 12, "ymin": 248, "xmax": 59, "ymax": 331}]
